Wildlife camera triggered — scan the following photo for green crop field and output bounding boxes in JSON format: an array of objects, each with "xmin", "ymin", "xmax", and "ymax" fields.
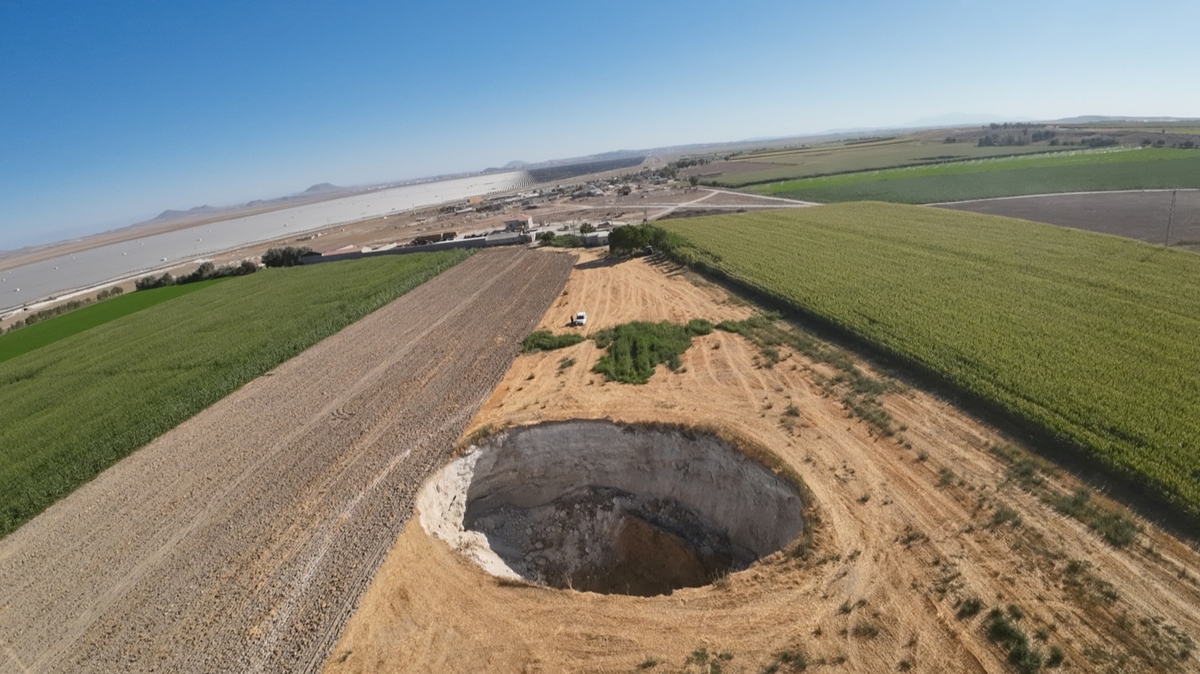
[
  {"xmin": 659, "ymin": 203, "xmax": 1200, "ymax": 523},
  {"xmin": 0, "ymin": 280, "xmax": 226, "ymax": 364},
  {"xmin": 0, "ymin": 250, "xmax": 468, "ymax": 538},
  {"xmin": 745, "ymin": 147, "xmax": 1200, "ymax": 203},
  {"xmin": 715, "ymin": 139, "xmax": 1065, "ymax": 187}
]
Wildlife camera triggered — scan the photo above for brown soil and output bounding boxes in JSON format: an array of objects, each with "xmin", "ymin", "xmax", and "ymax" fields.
[
  {"xmin": 0, "ymin": 248, "xmax": 575, "ymax": 673},
  {"xmin": 610, "ymin": 516, "xmax": 712, "ymax": 595},
  {"xmin": 326, "ymin": 250, "xmax": 1200, "ymax": 674},
  {"xmin": 938, "ymin": 190, "xmax": 1200, "ymax": 247}
]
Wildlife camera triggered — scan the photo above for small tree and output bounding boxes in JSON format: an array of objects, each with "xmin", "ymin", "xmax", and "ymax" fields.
[
  {"xmin": 579, "ymin": 223, "xmax": 596, "ymax": 234},
  {"xmin": 182, "ymin": 261, "xmax": 216, "ymax": 284},
  {"xmin": 608, "ymin": 224, "xmax": 660, "ymax": 255},
  {"xmin": 135, "ymin": 273, "xmax": 176, "ymax": 290},
  {"xmin": 262, "ymin": 246, "xmax": 312, "ymax": 267},
  {"xmin": 536, "ymin": 231, "xmax": 556, "ymax": 245}
]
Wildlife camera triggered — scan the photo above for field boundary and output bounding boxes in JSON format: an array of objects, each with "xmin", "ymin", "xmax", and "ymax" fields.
[{"xmin": 930, "ymin": 187, "xmax": 1200, "ymax": 205}]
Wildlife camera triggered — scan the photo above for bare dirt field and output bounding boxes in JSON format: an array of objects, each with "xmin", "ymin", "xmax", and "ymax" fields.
[
  {"xmin": 327, "ymin": 250, "xmax": 1200, "ymax": 674},
  {"xmin": 938, "ymin": 190, "xmax": 1200, "ymax": 247},
  {"xmin": 0, "ymin": 248, "xmax": 575, "ymax": 673}
]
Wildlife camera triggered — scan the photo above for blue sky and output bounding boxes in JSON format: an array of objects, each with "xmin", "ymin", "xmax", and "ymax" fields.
[{"xmin": 2, "ymin": 0, "xmax": 1197, "ymax": 249}]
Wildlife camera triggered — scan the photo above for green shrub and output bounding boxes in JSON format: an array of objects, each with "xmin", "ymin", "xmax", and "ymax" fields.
[
  {"xmin": 520, "ymin": 330, "xmax": 585, "ymax": 353},
  {"xmin": 957, "ymin": 597, "xmax": 984, "ymax": 619},
  {"xmin": 591, "ymin": 321, "xmax": 699, "ymax": 384},
  {"xmin": 262, "ymin": 246, "xmax": 312, "ymax": 267},
  {"xmin": 986, "ymin": 608, "xmax": 1027, "ymax": 650}
]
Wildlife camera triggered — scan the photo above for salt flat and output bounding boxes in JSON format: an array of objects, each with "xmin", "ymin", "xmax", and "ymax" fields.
[{"xmin": 0, "ymin": 171, "xmax": 530, "ymax": 315}]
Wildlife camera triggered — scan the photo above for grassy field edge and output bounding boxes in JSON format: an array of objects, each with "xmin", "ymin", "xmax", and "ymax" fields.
[{"xmin": 0, "ymin": 279, "xmax": 228, "ymax": 364}]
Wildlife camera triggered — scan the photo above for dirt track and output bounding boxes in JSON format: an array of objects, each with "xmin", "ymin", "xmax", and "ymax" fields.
[
  {"xmin": 0, "ymin": 248, "xmax": 575, "ymax": 673},
  {"xmin": 328, "ymin": 251, "xmax": 1200, "ymax": 673}
]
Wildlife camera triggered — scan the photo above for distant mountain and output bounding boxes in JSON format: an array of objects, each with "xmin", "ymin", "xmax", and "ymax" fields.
[
  {"xmin": 301, "ymin": 183, "xmax": 342, "ymax": 194},
  {"xmin": 500, "ymin": 150, "xmax": 646, "ymax": 172},
  {"xmin": 905, "ymin": 113, "xmax": 1034, "ymax": 128},
  {"xmin": 151, "ymin": 205, "xmax": 225, "ymax": 223}
]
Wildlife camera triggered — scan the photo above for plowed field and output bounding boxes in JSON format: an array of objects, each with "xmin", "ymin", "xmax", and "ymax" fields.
[{"xmin": 0, "ymin": 248, "xmax": 575, "ymax": 673}]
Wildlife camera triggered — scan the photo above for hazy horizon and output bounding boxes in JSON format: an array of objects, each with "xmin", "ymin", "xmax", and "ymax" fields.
[{"xmin": 3, "ymin": 0, "xmax": 1198, "ymax": 250}]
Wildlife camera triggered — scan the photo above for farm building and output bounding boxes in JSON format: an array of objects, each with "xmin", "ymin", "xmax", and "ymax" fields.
[{"xmin": 504, "ymin": 215, "xmax": 534, "ymax": 232}]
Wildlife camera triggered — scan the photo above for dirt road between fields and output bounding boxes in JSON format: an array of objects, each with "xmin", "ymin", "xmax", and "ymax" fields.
[
  {"xmin": 0, "ymin": 248, "xmax": 575, "ymax": 673},
  {"xmin": 328, "ymin": 250, "xmax": 1200, "ymax": 673}
]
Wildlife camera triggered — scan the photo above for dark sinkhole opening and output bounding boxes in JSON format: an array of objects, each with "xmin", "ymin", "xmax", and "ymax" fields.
[{"xmin": 458, "ymin": 420, "xmax": 805, "ymax": 597}]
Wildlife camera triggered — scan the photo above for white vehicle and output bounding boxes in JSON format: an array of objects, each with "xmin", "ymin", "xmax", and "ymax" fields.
[{"xmin": 572, "ymin": 311, "xmax": 587, "ymax": 327}]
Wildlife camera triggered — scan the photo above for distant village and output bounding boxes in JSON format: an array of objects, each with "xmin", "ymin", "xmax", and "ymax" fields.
[{"xmin": 297, "ymin": 174, "xmax": 677, "ymax": 265}]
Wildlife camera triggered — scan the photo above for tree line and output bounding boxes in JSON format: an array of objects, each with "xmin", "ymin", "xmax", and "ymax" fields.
[
  {"xmin": 135, "ymin": 259, "xmax": 258, "ymax": 291},
  {"xmin": 3, "ymin": 286, "xmax": 124, "ymax": 334}
]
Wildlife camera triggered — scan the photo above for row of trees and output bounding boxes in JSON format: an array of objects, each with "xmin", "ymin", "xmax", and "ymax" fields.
[
  {"xmin": 134, "ymin": 259, "xmax": 257, "ymax": 291},
  {"xmin": 978, "ymin": 134, "xmax": 1030, "ymax": 147},
  {"xmin": 987, "ymin": 122, "xmax": 1045, "ymax": 130},
  {"xmin": 3, "ymin": 286, "xmax": 124, "ymax": 334},
  {"xmin": 1142, "ymin": 138, "xmax": 1197, "ymax": 149}
]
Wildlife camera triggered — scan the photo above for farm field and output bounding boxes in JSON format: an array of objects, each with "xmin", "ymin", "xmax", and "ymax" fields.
[
  {"xmin": 939, "ymin": 190, "xmax": 1200, "ymax": 247},
  {"xmin": 696, "ymin": 137, "xmax": 1066, "ymax": 187},
  {"xmin": 1073, "ymin": 121, "xmax": 1200, "ymax": 136},
  {"xmin": 744, "ymin": 148, "xmax": 1200, "ymax": 203},
  {"xmin": 0, "ymin": 250, "xmax": 469, "ymax": 539},
  {"xmin": 658, "ymin": 204, "xmax": 1200, "ymax": 525},
  {"xmin": 328, "ymin": 249, "xmax": 1200, "ymax": 673},
  {"xmin": 0, "ymin": 279, "xmax": 225, "ymax": 364},
  {"xmin": 0, "ymin": 248, "xmax": 575, "ymax": 672}
]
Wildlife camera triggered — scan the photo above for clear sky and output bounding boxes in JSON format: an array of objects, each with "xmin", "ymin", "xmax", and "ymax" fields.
[{"xmin": 2, "ymin": 0, "xmax": 1197, "ymax": 249}]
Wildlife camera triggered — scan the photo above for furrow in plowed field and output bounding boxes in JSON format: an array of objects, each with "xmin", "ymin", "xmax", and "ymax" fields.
[{"xmin": 0, "ymin": 248, "xmax": 576, "ymax": 673}]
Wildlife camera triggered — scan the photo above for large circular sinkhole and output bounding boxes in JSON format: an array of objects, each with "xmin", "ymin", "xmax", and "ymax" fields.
[{"xmin": 418, "ymin": 421, "xmax": 805, "ymax": 597}]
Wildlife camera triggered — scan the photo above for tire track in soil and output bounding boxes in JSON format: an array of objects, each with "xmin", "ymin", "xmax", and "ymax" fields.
[{"xmin": 0, "ymin": 248, "xmax": 576, "ymax": 674}]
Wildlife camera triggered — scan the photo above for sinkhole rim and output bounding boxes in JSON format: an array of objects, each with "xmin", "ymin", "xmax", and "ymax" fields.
[{"xmin": 418, "ymin": 419, "xmax": 810, "ymax": 597}]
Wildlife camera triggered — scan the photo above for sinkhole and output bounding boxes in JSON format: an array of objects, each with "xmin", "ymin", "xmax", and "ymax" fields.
[{"xmin": 418, "ymin": 421, "xmax": 806, "ymax": 597}]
